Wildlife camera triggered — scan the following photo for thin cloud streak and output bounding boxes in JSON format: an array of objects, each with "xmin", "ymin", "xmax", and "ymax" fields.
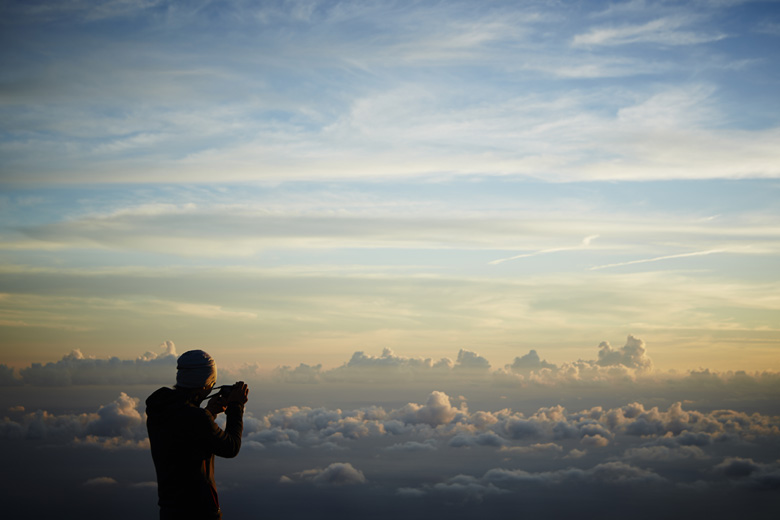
[
  {"xmin": 589, "ymin": 250, "xmax": 725, "ymax": 271},
  {"xmin": 489, "ymin": 235, "xmax": 599, "ymax": 265}
]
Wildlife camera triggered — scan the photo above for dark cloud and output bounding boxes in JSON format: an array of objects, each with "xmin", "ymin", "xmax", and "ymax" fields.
[
  {"xmin": 383, "ymin": 439, "xmax": 438, "ymax": 452},
  {"xmin": 284, "ymin": 462, "xmax": 367, "ymax": 486},
  {"xmin": 622, "ymin": 445, "xmax": 708, "ymax": 461},
  {"xmin": 449, "ymin": 431, "xmax": 507, "ymax": 448},
  {"xmin": 715, "ymin": 458, "xmax": 780, "ymax": 490},
  {"xmin": 499, "ymin": 416, "xmax": 543, "ymax": 439},
  {"xmin": 83, "ymin": 476, "xmax": 118, "ymax": 486},
  {"xmin": 0, "ymin": 364, "xmax": 22, "ymax": 386},
  {"xmin": 421, "ymin": 461, "xmax": 666, "ymax": 502},
  {"xmin": 716, "ymin": 457, "xmax": 762, "ymax": 478}
]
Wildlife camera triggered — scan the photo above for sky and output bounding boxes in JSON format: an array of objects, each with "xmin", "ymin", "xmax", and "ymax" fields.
[{"xmin": 1, "ymin": 0, "xmax": 780, "ymax": 518}]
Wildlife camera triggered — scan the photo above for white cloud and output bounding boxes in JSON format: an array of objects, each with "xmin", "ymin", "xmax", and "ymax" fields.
[
  {"xmin": 3, "ymin": 0, "xmax": 778, "ymax": 186},
  {"xmin": 390, "ymin": 391, "xmax": 464, "ymax": 428},
  {"xmin": 590, "ymin": 250, "xmax": 724, "ymax": 271},
  {"xmin": 0, "ymin": 392, "xmax": 147, "ymax": 448},
  {"xmin": 235, "ymin": 388, "xmax": 780, "ymax": 459},
  {"xmin": 597, "ymin": 335, "xmax": 654, "ymax": 371},
  {"xmin": 572, "ymin": 16, "xmax": 726, "ymax": 47}
]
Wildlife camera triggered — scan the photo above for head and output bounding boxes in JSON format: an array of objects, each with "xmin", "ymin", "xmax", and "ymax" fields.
[{"xmin": 175, "ymin": 350, "xmax": 217, "ymax": 401}]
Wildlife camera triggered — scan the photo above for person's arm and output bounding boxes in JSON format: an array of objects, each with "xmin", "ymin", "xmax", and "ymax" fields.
[{"xmin": 202, "ymin": 382, "xmax": 249, "ymax": 458}]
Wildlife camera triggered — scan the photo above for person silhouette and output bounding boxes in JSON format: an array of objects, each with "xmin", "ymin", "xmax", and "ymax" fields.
[{"xmin": 146, "ymin": 350, "xmax": 249, "ymax": 520}]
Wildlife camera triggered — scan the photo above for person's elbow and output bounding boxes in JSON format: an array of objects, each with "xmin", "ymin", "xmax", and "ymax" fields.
[{"xmin": 217, "ymin": 438, "xmax": 242, "ymax": 458}]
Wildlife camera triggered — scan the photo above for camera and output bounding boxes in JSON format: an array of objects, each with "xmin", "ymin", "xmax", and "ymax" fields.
[{"xmin": 207, "ymin": 383, "xmax": 237, "ymax": 399}]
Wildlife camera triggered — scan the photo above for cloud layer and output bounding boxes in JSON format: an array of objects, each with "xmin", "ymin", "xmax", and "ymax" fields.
[
  {"xmin": 1, "ymin": 342, "xmax": 177, "ymax": 386},
  {"xmin": 1, "ymin": 392, "xmax": 148, "ymax": 449},
  {"xmin": 3, "ymin": 387, "xmax": 778, "ymax": 496}
]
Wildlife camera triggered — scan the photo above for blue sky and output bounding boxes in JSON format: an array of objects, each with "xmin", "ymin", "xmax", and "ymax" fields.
[
  {"xmin": 1, "ymin": 0, "xmax": 780, "ymax": 371},
  {"xmin": 2, "ymin": 2, "xmax": 780, "ymax": 519}
]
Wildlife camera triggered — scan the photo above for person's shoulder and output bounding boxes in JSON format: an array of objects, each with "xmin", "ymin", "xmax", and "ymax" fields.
[{"xmin": 145, "ymin": 387, "xmax": 178, "ymax": 414}]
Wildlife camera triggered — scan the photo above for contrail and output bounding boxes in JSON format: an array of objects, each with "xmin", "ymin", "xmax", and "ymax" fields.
[
  {"xmin": 589, "ymin": 249, "xmax": 724, "ymax": 271},
  {"xmin": 490, "ymin": 235, "xmax": 599, "ymax": 265}
]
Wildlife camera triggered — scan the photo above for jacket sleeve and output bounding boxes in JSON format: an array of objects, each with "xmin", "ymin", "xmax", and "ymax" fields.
[{"xmin": 200, "ymin": 403, "xmax": 244, "ymax": 458}]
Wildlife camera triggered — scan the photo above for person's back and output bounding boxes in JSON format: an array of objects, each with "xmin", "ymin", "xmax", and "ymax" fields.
[{"xmin": 146, "ymin": 350, "xmax": 248, "ymax": 520}]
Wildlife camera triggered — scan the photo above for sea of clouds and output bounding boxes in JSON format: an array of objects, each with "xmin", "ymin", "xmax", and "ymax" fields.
[{"xmin": 1, "ymin": 336, "xmax": 779, "ymax": 519}]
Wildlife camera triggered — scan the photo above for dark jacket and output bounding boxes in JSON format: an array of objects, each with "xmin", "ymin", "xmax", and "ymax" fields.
[{"xmin": 146, "ymin": 387, "xmax": 244, "ymax": 519}]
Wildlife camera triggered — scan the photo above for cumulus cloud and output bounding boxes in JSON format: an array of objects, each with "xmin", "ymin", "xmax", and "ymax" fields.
[
  {"xmin": 455, "ymin": 349, "xmax": 491, "ymax": 371},
  {"xmin": 1, "ymin": 385, "xmax": 778, "ymax": 499},
  {"xmin": 596, "ymin": 335, "xmax": 653, "ymax": 371},
  {"xmin": 237, "ymin": 389, "xmax": 780, "ymax": 483},
  {"xmin": 449, "ymin": 431, "xmax": 507, "ymax": 448},
  {"xmin": 345, "ymin": 348, "xmax": 432, "ymax": 369},
  {"xmin": 18, "ymin": 343, "xmax": 176, "ymax": 386},
  {"xmin": 321, "ymin": 348, "xmax": 454, "ymax": 382},
  {"xmin": 307, "ymin": 336, "xmax": 657, "ymax": 386},
  {"xmin": 0, "ymin": 392, "xmax": 147, "ymax": 448},
  {"xmin": 15, "ymin": 336, "xmax": 780, "ymax": 400},
  {"xmin": 505, "ymin": 350, "xmax": 557, "ymax": 373},
  {"xmin": 391, "ymin": 391, "xmax": 465, "ymax": 427}
]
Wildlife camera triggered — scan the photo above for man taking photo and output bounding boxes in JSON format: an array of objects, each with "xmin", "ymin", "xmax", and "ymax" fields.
[{"xmin": 146, "ymin": 350, "xmax": 249, "ymax": 520}]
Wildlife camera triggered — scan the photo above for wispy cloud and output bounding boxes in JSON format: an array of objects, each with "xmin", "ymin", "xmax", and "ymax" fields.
[
  {"xmin": 489, "ymin": 235, "xmax": 600, "ymax": 265},
  {"xmin": 2, "ymin": 2, "xmax": 777, "ymax": 184},
  {"xmin": 589, "ymin": 250, "xmax": 724, "ymax": 271},
  {"xmin": 572, "ymin": 16, "xmax": 727, "ymax": 47}
]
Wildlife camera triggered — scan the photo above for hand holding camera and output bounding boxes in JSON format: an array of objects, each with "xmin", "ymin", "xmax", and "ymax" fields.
[
  {"xmin": 226, "ymin": 381, "xmax": 249, "ymax": 405},
  {"xmin": 206, "ymin": 381, "xmax": 249, "ymax": 415}
]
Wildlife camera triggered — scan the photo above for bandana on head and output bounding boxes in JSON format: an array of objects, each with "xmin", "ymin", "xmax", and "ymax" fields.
[{"xmin": 176, "ymin": 350, "xmax": 217, "ymax": 389}]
